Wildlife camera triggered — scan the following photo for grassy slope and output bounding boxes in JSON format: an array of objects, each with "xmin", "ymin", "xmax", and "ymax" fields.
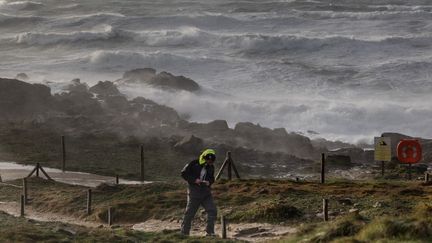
[
  {"xmin": 1, "ymin": 177, "xmax": 431, "ymax": 224},
  {"xmin": 0, "ymin": 211, "xmax": 238, "ymax": 242},
  {"xmin": 2, "ymin": 177, "xmax": 432, "ymax": 242}
]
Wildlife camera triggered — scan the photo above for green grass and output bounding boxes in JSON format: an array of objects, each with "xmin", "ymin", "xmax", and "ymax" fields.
[
  {"xmin": 0, "ymin": 211, "xmax": 239, "ymax": 242},
  {"xmin": 4, "ymin": 177, "xmax": 432, "ymax": 242}
]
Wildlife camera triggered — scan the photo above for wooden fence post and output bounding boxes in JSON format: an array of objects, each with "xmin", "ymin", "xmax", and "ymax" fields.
[
  {"xmin": 425, "ymin": 172, "xmax": 430, "ymax": 183},
  {"xmin": 115, "ymin": 175, "xmax": 119, "ymax": 185},
  {"xmin": 323, "ymin": 198, "xmax": 328, "ymax": 221},
  {"xmin": 108, "ymin": 207, "xmax": 112, "ymax": 226},
  {"xmin": 62, "ymin": 135, "xmax": 66, "ymax": 172},
  {"xmin": 36, "ymin": 163, "xmax": 40, "ymax": 177},
  {"xmin": 20, "ymin": 195, "xmax": 25, "ymax": 217},
  {"xmin": 22, "ymin": 178, "xmax": 27, "ymax": 205},
  {"xmin": 87, "ymin": 189, "xmax": 92, "ymax": 215},
  {"xmin": 140, "ymin": 145, "xmax": 144, "ymax": 182},
  {"xmin": 221, "ymin": 215, "xmax": 227, "ymax": 239},
  {"xmin": 321, "ymin": 153, "xmax": 325, "ymax": 184}
]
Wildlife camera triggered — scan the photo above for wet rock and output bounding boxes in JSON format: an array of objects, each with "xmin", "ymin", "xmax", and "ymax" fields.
[
  {"xmin": 123, "ymin": 68, "xmax": 156, "ymax": 81},
  {"xmin": 117, "ymin": 68, "xmax": 200, "ymax": 92},
  {"xmin": 174, "ymin": 135, "xmax": 204, "ymax": 154},
  {"xmin": 15, "ymin": 73, "xmax": 29, "ymax": 81},
  {"xmin": 65, "ymin": 78, "xmax": 89, "ymax": 93},
  {"xmin": 89, "ymin": 81, "xmax": 121, "ymax": 97},
  {"xmin": 149, "ymin": 71, "xmax": 200, "ymax": 92},
  {"xmin": 0, "ymin": 78, "xmax": 52, "ymax": 119}
]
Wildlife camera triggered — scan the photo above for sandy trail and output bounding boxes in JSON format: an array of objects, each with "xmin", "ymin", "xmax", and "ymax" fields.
[
  {"xmin": 0, "ymin": 200, "xmax": 297, "ymax": 242},
  {"xmin": 0, "ymin": 201, "xmax": 101, "ymax": 228},
  {"xmin": 133, "ymin": 219, "xmax": 297, "ymax": 242},
  {"xmin": 0, "ymin": 161, "xmax": 297, "ymax": 242}
]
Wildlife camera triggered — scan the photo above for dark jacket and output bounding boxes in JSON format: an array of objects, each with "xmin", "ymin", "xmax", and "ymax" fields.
[{"xmin": 181, "ymin": 159, "xmax": 215, "ymax": 188}]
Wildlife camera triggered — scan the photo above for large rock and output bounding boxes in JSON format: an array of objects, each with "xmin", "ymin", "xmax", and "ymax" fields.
[
  {"xmin": 174, "ymin": 135, "xmax": 204, "ymax": 154},
  {"xmin": 15, "ymin": 73, "xmax": 29, "ymax": 81},
  {"xmin": 117, "ymin": 68, "xmax": 200, "ymax": 92},
  {"xmin": 328, "ymin": 147, "xmax": 373, "ymax": 164},
  {"xmin": 89, "ymin": 81, "xmax": 121, "ymax": 97},
  {"xmin": 122, "ymin": 68, "xmax": 156, "ymax": 81},
  {"xmin": 0, "ymin": 78, "xmax": 52, "ymax": 119},
  {"xmin": 233, "ymin": 122, "xmax": 316, "ymax": 158},
  {"xmin": 149, "ymin": 72, "xmax": 199, "ymax": 92},
  {"xmin": 65, "ymin": 79, "xmax": 89, "ymax": 93}
]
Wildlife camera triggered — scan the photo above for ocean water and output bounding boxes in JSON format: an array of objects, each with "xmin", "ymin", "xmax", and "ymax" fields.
[{"xmin": 1, "ymin": 0, "xmax": 432, "ymax": 144}]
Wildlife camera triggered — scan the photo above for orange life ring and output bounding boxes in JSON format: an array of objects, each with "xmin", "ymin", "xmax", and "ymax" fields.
[{"xmin": 397, "ymin": 139, "xmax": 422, "ymax": 164}]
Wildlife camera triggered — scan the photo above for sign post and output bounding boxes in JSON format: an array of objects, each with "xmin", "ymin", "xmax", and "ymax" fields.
[
  {"xmin": 374, "ymin": 137, "xmax": 392, "ymax": 177},
  {"xmin": 397, "ymin": 139, "xmax": 422, "ymax": 180}
]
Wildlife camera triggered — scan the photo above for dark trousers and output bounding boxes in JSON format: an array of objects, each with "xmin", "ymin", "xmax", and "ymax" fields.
[{"xmin": 181, "ymin": 190, "xmax": 217, "ymax": 235}]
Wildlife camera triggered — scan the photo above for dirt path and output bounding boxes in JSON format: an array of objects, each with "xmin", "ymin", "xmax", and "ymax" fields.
[
  {"xmin": 0, "ymin": 200, "xmax": 296, "ymax": 242},
  {"xmin": 133, "ymin": 219, "xmax": 297, "ymax": 242},
  {"xmin": 0, "ymin": 201, "xmax": 101, "ymax": 228}
]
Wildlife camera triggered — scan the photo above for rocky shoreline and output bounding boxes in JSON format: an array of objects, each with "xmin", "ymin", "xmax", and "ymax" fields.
[{"xmin": 1, "ymin": 70, "xmax": 430, "ymax": 180}]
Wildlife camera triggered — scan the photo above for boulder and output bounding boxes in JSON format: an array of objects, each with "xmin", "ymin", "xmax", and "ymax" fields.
[
  {"xmin": 89, "ymin": 81, "xmax": 121, "ymax": 97},
  {"xmin": 174, "ymin": 135, "xmax": 204, "ymax": 154},
  {"xmin": 65, "ymin": 79, "xmax": 88, "ymax": 93},
  {"xmin": 0, "ymin": 78, "xmax": 52, "ymax": 119},
  {"xmin": 205, "ymin": 120, "xmax": 230, "ymax": 133},
  {"xmin": 148, "ymin": 72, "xmax": 200, "ymax": 92},
  {"xmin": 15, "ymin": 73, "xmax": 29, "ymax": 81},
  {"xmin": 117, "ymin": 68, "xmax": 200, "ymax": 92},
  {"xmin": 122, "ymin": 68, "xmax": 156, "ymax": 81}
]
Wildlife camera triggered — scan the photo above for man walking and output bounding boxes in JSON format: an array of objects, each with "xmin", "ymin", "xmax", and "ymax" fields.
[{"xmin": 180, "ymin": 149, "xmax": 217, "ymax": 236}]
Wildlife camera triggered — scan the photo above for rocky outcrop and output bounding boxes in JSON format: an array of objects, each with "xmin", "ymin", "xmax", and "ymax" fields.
[
  {"xmin": 65, "ymin": 79, "xmax": 89, "ymax": 93},
  {"xmin": 312, "ymin": 138, "xmax": 356, "ymax": 150},
  {"xmin": 174, "ymin": 135, "xmax": 204, "ymax": 154},
  {"xmin": 0, "ymin": 78, "xmax": 53, "ymax": 120},
  {"xmin": 117, "ymin": 68, "xmax": 200, "ymax": 92},
  {"xmin": 122, "ymin": 68, "xmax": 156, "ymax": 81},
  {"xmin": 15, "ymin": 73, "xmax": 29, "ymax": 81},
  {"xmin": 328, "ymin": 147, "xmax": 374, "ymax": 164},
  {"xmin": 89, "ymin": 81, "xmax": 121, "ymax": 97},
  {"xmin": 233, "ymin": 122, "xmax": 316, "ymax": 159}
]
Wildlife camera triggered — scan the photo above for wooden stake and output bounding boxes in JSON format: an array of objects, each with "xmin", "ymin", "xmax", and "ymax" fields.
[
  {"xmin": 22, "ymin": 178, "xmax": 27, "ymax": 205},
  {"xmin": 36, "ymin": 163, "xmax": 40, "ymax": 177},
  {"xmin": 425, "ymin": 172, "xmax": 430, "ymax": 183},
  {"xmin": 140, "ymin": 145, "xmax": 144, "ymax": 182},
  {"xmin": 227, "ymin": 159, "xmax": 232, "ymax": 180},
  {"xmin": 323, "ymin": 198, "xmax": 328, "ymax": 221},
  {"xmin": 320, "ymin": 153, "xmax": 325, "ymax": 184},
  {"xmin": 108, "ymin": 207, "xmax": 112, "ymax": 226},
  {"xmin": 215, "ymin": 157, "xmax": 229, "ymax": 180},
  {"xmin": 221, "ymin": 215, "xmax": 227, "ymax": 239},
  {"xmin": 62, "ymin": 135, "xmax": 66, "ymax": 172},
  {"xmin": 39, "ymin": 166, "xmax": 53, "ymax": 181},
  {"xmin": 115, "ymin": 175, "xmax": 119, "ymax": 185},
  {"xmin": 87, "ymin": 189, "xmax": 92, "ymax": 215},
  {"xmin": 20, "ymin": 195, "xmax": 25, "ymax": 217}
]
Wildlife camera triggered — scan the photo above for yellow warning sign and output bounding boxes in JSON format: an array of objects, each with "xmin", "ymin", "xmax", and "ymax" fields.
[{"xmin": 374, "ymin": 137, "xmax": 391, "ymax": 162}]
